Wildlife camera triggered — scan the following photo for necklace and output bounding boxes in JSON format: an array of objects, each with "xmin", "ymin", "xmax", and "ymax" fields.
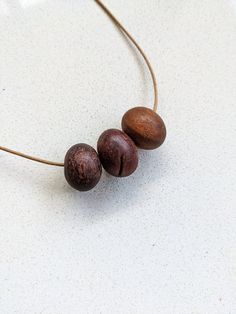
[{"xmin": 0, "ymin": 0, "xmax": 166, "ymax": 192}]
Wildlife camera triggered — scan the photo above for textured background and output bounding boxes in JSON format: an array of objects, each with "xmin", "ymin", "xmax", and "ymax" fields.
[{"xmin": 0, "ymin": 0, "xmax": 235, "ymax": 313}]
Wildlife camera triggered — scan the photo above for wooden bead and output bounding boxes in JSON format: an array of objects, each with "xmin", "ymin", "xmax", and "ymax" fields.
[
  {"xmin": 64, "ymin": 144, "xmax": 102, "ymax": 191},
  {"xmin": 122, "ymin": 106, "xmax": 166, "ymax": 150},
  {"xmin": 97, "ymin": 129, "xmax": 138, "ymax": 177}
]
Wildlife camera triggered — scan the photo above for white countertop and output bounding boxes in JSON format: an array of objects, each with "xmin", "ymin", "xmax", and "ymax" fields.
[{"xmin": 0, "ymin": 0, "xmax": 235, "ymax": 313}]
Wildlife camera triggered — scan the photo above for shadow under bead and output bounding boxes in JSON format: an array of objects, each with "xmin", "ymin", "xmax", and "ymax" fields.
[
  {"xmin": 122, "ymin": 107, "xmax": 166, "ymax": 150},
  {"xmin": 97, "ymin": 129, "xmax": 138, "ymax": 177},
  {"xmin": 64, "ymin": 144, "xmax": 102, "ymax": 192}
]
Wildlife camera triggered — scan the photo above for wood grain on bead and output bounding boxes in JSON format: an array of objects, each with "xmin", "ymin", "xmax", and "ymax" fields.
[
  {"xmin": 122, "ymin": 107, "xmax": 166, "ymax": 150},
  {"xmin": 64, "ymin": 144, "xmax": 102, "ymax": 191},
  {"xmin": 97, "ymin": 129, "xmax": 138, "ymax": 177}
]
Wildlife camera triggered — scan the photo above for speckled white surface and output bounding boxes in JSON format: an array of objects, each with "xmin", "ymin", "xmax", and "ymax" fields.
[{"xmin": 0, "ymin": 0, "xmax": 236, "ymax": 313}]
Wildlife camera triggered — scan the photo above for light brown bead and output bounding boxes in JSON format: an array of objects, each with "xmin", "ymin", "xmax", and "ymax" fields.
[{"xmin": 122, "ymin": 106, "xmax": 166, "ymax": 150}]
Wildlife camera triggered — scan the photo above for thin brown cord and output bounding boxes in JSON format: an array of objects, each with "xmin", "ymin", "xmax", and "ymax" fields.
[
  {"xmin": 95, "ymin": 0, "xmax": 158, "ymax": 112},
  {"xmin": 0, "ymin": 146, "xmax": 64, "ymax": 167},
  {"xmin": 0, "ymin": 0, "xmax": 158, "ymax": 167}
]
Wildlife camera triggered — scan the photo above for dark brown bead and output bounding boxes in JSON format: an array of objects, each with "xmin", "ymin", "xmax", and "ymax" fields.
[
  {"xmin": 97, "ymin": 129, "xmax": 138, "ymax": 177},
  {"xmin": 64, "ymin": 144, "xmax": 102, "ymax": 191},
  {"xmin": 122, "ymin": 106, "xmax": 166, "ymax": 150}
]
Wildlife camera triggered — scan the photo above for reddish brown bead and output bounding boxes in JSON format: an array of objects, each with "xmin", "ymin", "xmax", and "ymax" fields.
[
  {"xmin": 97, "ymin": 129, "xmax": 138, "ymax": 177},
  {"xmin": 64, "ymin": 144, "xmax": 102, "ymax": 191},
  {"xmin": 122, "ymin": 106, "xmax": 166, "ymax": 150}
]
